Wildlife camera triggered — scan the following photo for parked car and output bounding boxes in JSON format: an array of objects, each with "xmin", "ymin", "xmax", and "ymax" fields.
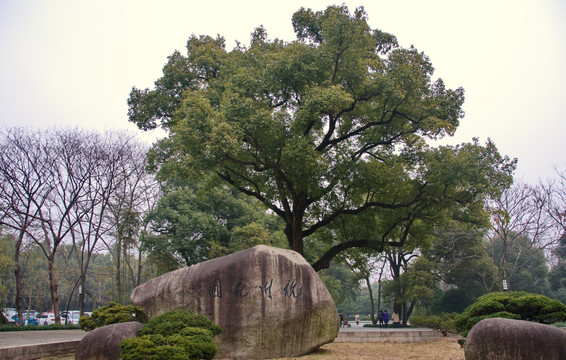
[
  {"xmin": 36, "ymin": 312, "xmax": 56, "ymax": 325},
  {"xmin": 2, "ymin": 308, "xmax": 16, "ymax": 323},
  {"xmin": 36, "ymin": 312, "xmax": 70, "ymax": 325},
  {"xmin": 61, "ymin": 310, "xmax": 81, "ymax": 325},
  {"xmin": 11, "ymin": 311, "xmax": 39, "ymax": 326}
]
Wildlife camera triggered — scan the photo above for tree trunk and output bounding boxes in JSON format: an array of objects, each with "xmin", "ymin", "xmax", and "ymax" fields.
[
  {"xmin": 14, "ymin": 231, "xmax": 25, "ymax": 326},
  {"xmin": 79, "ymin": 275, "xmax": 85, "ymax": 315},
  {"xmin": 115, "ymin": 237, "xmax": 122, "ymax": 304},
  {"xmin": 365, "ymin": 276, "xmax": 377, "ymax": 325},
  {"xmin": 406, "ymin": 301, "xmax": 416, "ymax": 324},
  {"xmin": 48, "ymin": 257, "xmax": 60, "ymax": 324},
  {"xmin": 402, "ymin": 302, "xmax": 408, "ymax": 325},
  {"xmin": 14, "ymin": 262, "xmax": 24, "ymax": 326}
]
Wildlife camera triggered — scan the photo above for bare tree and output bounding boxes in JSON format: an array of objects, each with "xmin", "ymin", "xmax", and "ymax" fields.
[
  {"xmin": 103, "ymin": 140, "xmax": 159, "ymax": 304},
  {"xmin": 67, "ymin": 131, "xmax": 149, "ymax": 314},
  {"xmin": 544, "ymin": 169, "xmax": 566, "ymax": 246},
  {"xmin": 0, "ymin": 128, "xmax": 53, "ymax": 325},
  {"xmin": 25, "ymin": 129, "xmax": 105, "ymax": 323},
  {"xmin": 485, "ymin": 181, "xmax": 556, "ymax": 291}
]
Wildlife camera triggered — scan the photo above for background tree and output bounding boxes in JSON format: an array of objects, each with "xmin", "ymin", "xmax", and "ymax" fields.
[
  {"xmin": 129, "ymin": 6, "xmax": 514, "ymax": 270},
  {"xmin": 0, "ymin": 128, "xmax": 54, "ymax": 324},
  {"xmin": 104, "ymin": 140, "xmax": 159, "ymax": 304},
  {"xmin": 486, "ymin": 181, "xmax": 555, "ymax": 291},
  {"xmin": 549, "ymin": 234, "xmax": 566, "ymax": 302},
  {"xmin": 341, "ymin": 249, "xmax": 387, "ymax": 324},
  {"xmin": 0, "ymin": 232, "xmax": 14, "ymax": 308},
  {"xmin": 423, "ymin": 224, "xmax": 496, "ymax": 313},
  {"xmin": 69, "ymin": 132, "xmax": 154, "ymax": 311},
  {"xmin": 143, "ymin": 178, "xmax": 284, "ymax": 271}
]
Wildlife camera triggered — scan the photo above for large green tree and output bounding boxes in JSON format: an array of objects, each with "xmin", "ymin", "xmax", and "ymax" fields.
[{"xmin": 129, "ymin": 5, "xmax": 514, "ymax": 270}]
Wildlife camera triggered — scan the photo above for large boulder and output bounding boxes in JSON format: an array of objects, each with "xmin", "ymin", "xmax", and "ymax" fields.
[
  {"xmin": 75, "ymin": 321, "xmax": 144, "ymax": 360},
  {"xmin": 465, "ymin": 318, "xmax": 566, "ymax": 360},
  {"xmin": 130, "ymin": 245, "xmax": 339, "ymax": 359}
]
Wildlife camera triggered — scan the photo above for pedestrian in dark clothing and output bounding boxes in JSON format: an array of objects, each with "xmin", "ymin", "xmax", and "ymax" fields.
[
  {"xmin": 383, "ymin": 310, "xmax": 389, "ymax": 328},
  {"xmin": 339, "ymin": 312, "xmax": 343, "ymax": 327},
  {"xmin": 378, "ymin": 310, "xmax": 384, "ymax": 328}
]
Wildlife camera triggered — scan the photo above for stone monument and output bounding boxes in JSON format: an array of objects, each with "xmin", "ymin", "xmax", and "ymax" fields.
[{"xmin": 130, "ymin": 245, "xmax": 339, "ymax": 359}]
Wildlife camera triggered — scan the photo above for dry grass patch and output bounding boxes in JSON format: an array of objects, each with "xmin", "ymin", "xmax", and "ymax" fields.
[
  {"xmin": 42, "ymin": 337, "xmax": 465, "ymax": 360},
  {"xmin": 278, "ymin": 337, "xmax": 465, "ymax": 360}
]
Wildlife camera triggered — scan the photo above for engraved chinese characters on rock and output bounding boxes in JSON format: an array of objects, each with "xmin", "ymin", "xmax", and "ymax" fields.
[
  {"xmin": 208, "ymin": 278, "xmax": 303, "ymax": 299},
  {"xmin": 233, "ymin": 280, "xmax": 249, "ymax": 298}
]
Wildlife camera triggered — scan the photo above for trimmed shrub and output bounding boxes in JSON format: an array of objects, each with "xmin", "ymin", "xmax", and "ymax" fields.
[
  {"xmin": 454, "ymin": 291, "xmax": 566, "ymax": 337},
  {"xmin": 79, "ymin": 302, "xmax": 147, "ymax": 331},
  {"xmin": 120, "ymin": 310, "xmax": 222, "ymax": 360},
  {"xmin": 410, "ymin": 313, "xmax": 458, "ymax": 336},
  {"xmin": 137, "ymin": 310, "xmax": 222, "ymax": 337}
]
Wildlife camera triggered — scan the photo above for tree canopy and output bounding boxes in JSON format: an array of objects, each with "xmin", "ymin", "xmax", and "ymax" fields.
[{"xmin": 128, "ymin": 5, "xmax": 515, "ymax": 271}]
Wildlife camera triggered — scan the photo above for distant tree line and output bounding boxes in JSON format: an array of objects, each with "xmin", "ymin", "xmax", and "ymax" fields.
[{"xmin": 0, "ymin": 127, "xmax": 158, "ymax": 325}]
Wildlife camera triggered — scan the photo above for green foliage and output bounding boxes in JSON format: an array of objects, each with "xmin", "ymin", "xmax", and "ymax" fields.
[
  {"xmin": 79, "ymin": 302, "xmax": 147, "ymax": 331},
  {"xmin": 120, "ymin": 310, "xmax": 222, "ymax": 360},
  {"xmin": 410, "ymin": 313, "xmax": 458, "ymax": 336},
  {"xmin": 454, "ymin": 291, "xmax": 566, "ymax": 337},
  {"xmin": 137, "ymin": 310, "xmax": 222, "ymax": 337},
  {"xmin": 0, "ymin": 324, "xmax": 80, "ymax": 331},
  {"xmin": 430, "ymin": 288, "xmax": 477, "ymax": 314},
  {"xmin": 129, "ymin": 5, "xmax": 515, "ymax": 271},
  {"xmin": 143, "ymin": 179, "xmax": 285, "ymax": 268}
]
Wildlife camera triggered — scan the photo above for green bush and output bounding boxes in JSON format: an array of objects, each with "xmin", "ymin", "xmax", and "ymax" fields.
[
  {"xmin": 120, "ymin": 310, "xmax": 222, "ymax": 360},
  {"xmin": 79, "ymin": 302, "xmax": 147, "ymax": 331},
  {"xmin": 454, "ymin": 291, "xmax": 566, "ymax": 337},
  {"xmin": 137, "ymin": 310, "xmax": 222, "ymax": 337},
  {"xmin": 410, "ymin": 313, "xmax": 458, "ymax": 336}
]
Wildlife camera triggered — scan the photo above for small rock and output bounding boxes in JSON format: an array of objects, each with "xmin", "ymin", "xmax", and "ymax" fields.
[
  {"xmin": 75, "ymin": 321, "xmax": 144, "ymax": 360},
  {"xmin": 465, "ymin": 317, "xmax": 566, "ymax": 360}
]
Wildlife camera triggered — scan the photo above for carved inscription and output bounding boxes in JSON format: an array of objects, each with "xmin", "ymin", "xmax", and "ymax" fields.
[
  {"xmin": 259, "ymin": 279, "xmax": 273, "ymax": 299},
  {"xmin": 283, "ymin": 279, "xmax": 303, "ymax": 298},
  {"xmin": 208, "ymin": 278, "xmax": 304, "ymax": 300},
  {"xmin": 233, "ymin": 280, "xmax": 249, "ymax": 297}
]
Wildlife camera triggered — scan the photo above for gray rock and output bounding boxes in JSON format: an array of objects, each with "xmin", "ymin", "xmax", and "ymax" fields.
[
  {"xmin": 465, "ymin": 317, "xmax": 566, "ymax": 360},
  {"xmin": 75, "ymin": 321, "xmax": 144, "ymax": 360},
  {"xmin": 131, "ymin": 245, "xmax": 339, "ymax": 359}
]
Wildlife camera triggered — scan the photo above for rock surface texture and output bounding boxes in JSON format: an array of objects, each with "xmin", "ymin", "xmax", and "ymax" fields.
[
  {"xmin": 465, "ymin": 317, "xmax": 566, "ymax": 360},
  {"xmin": 130, "ymin": 245, "xmax": 339, "ymax": 359},
  {"xmin": 75, "ymin": 321, "xmax": 144, "ymax": 360}
]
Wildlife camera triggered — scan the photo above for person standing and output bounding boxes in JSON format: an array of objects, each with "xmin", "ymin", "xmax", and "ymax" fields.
[
  {"xmin": 339, "ymin": 312, "xmax": 344, "ymax": 327},
  {"xmin": 392, "ymin": 311, "xmax": 400, "ymax": 327},
  {"xmin": 383, "ymin": 310, "xmax": 389, "ymax": 328},
  {"xmin": 378, "ymin": 310, "xmax": 384, "ymax": 328},
  {"xmin": 354, "ymin": 314, "xmax": 360, "ymax": 326}
]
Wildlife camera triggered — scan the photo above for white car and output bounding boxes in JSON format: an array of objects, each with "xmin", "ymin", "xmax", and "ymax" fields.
[
  {"xmin": 2, "ymin": 308, "xmax": 16, "ymax": 323},
  {"xmin": 36, "ymin": 312, "xmax": 57, "ymax": 325},
  {"xmin": 61, "ymin": 310, "xmax": 81, "ymax": 325}
]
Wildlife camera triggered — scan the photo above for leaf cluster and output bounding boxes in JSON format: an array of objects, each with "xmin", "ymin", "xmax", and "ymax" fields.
[
  {"xmin": 410, "ymin": 312, "xmax": 458, "ymax": 336},
  {"xmin": 79, "ymin": 302, "xmax": 147, "ymax": 331}
]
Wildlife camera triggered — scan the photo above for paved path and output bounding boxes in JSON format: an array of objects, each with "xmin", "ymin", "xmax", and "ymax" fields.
[
  {"xmin": 0, "ymin": 322, "xmax": 430, "ymax": 348},
  {"xmin": 0, "ymin": 329, "xmax": 86, "ymax": 348}
]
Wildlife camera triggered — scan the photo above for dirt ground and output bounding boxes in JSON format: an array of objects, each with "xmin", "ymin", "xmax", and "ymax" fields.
[
  {"xmin": 279, "ymin": 337, "xmax": 465, "ymax": 360},
  {"xmin": 43, "ymin": 337, "xmax": 465, "ymax": 360}
]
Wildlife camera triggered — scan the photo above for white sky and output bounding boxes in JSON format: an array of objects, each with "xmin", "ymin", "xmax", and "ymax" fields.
[{"xmin": 1, "ymin": 0, "xmax": 565, "ymax": 183}]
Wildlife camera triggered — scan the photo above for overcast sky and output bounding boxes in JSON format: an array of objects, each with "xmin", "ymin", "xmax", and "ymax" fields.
[{"xmin": 1, "ymin": 0, "xmax": 564, "ymax": 184}]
